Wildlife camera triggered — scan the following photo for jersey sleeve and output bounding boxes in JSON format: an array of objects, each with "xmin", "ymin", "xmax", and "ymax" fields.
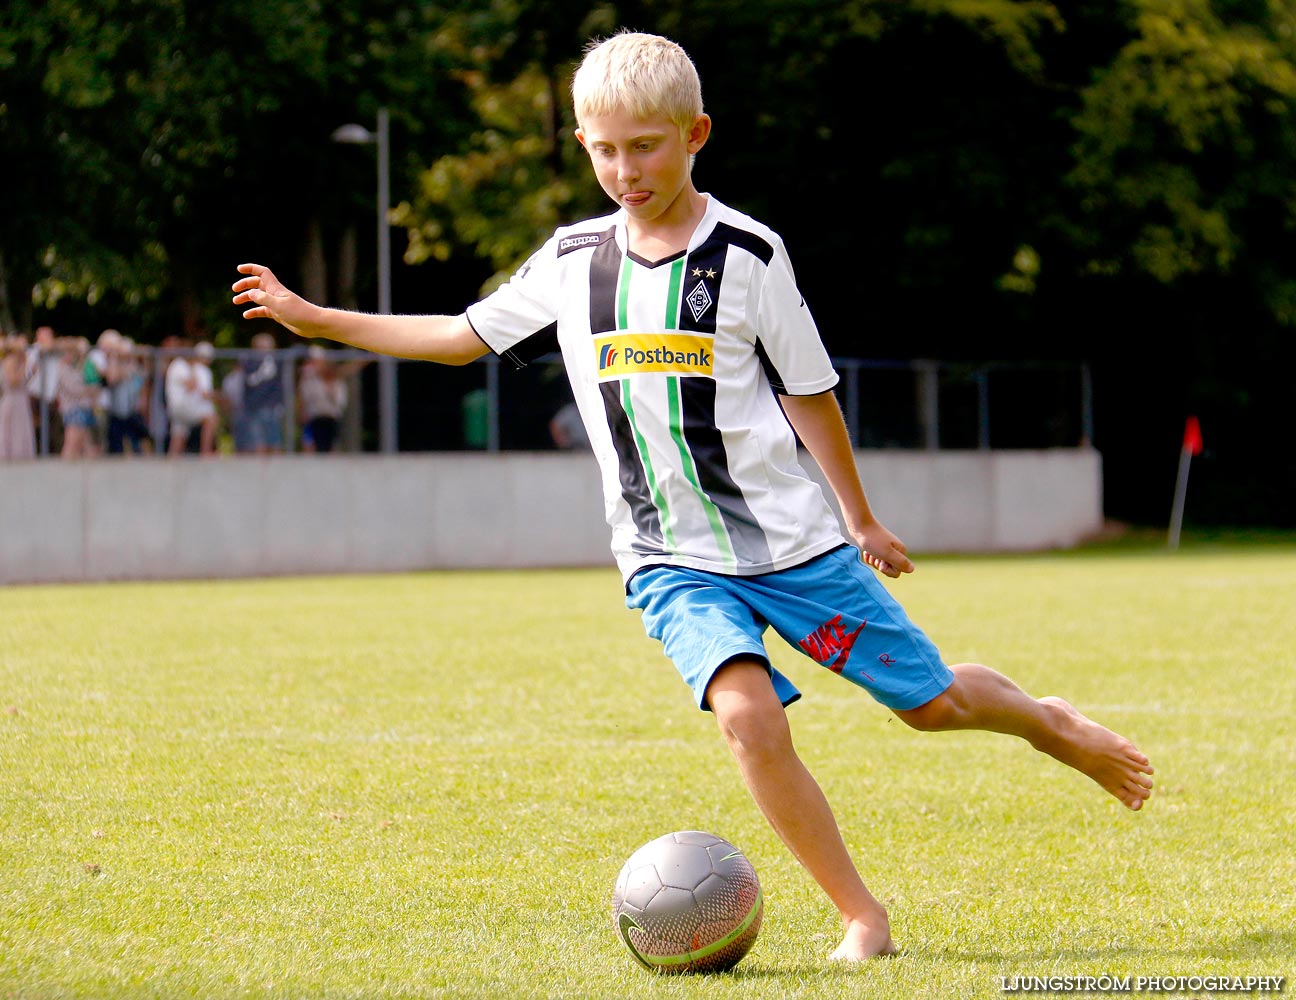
[
  {"xmin": 465, "ymin": 237, "xmax": 561, "ymax": 369},
  {"xmin": 752, "ymin": 240, "xmax": 839, "ymax": 396}
]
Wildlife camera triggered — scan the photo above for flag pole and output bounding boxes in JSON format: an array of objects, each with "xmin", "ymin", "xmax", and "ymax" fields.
[{"xmin": 1168, "ymin": 416, "xmax": 1202, "ymax": 551}]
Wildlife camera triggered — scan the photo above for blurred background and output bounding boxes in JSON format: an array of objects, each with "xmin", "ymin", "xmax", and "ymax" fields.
[{"xmin": 3, "ymin": 0, "xmax": 1293, "ymax": 527}]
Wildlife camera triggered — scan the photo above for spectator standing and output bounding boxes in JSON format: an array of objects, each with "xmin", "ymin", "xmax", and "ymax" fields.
[
  {"xmin": 298, "ymin": 346, "xmax": 368, "ymax": 453},
  {"xmin": 56, "ymin": 338, "xmax": 100, "ymax": 459},
  {"xmin": 165, "ymin": 341, "xmax": 218, "ymax": 456},
  {"xmin": 220, "ymin": 363, "xmax": 248, "ymax": 452},
  {"xmin": 238, "ymin": 331, "xmax": 285, "ymax": 453},
  {"xmin": 129, "ymin": 342, "xmax": 156, "ymax": 455},
  {"xmin": 0, "ymin": 336, "xmax": 37, "ymax": 460},
  {"xmin": 149, "ymin": 335, "xmax": 182, "ymax": 449},
  {"xmin": 86, "ymin": 329, "xmax": 121, "ymax": 454},
  {"xmin": 104, "ymin": 336, "xmax": 150, "ymax": 455},
  {"xmin": 25, "ymin": 326, "xmax": 63, "ymax": 454},
  {"xmin": 549, "ymin": 400, "xmax": 591, "ymax": 450}
]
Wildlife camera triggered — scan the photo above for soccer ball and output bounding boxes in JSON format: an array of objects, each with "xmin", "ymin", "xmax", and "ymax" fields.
[{"xmin": 611, "ymin": 830, "xmax": 763, "ymax": 974}]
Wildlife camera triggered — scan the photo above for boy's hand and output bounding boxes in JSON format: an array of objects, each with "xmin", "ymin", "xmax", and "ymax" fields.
[
  {"xmin": 231, "ymin": 264, "xmax": 314, "ymax": 336},
  {"xmin": 850, "ymin": 520, "xmax": 914, "ymax": 578}
]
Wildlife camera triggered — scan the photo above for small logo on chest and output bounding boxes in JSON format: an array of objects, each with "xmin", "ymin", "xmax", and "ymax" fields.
[{"xmin": 685, "ymin": 280, "xmax": 713, "ymax": 322}]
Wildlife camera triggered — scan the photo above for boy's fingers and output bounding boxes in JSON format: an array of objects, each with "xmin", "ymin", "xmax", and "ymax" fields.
[
  {"xmin": 861, "ymin": 544, "xmax": 913, "ymax": 578},
  {"xmin": 233, "ymin": 263, "xmax": 278, "ymax": 293},
  {"xmin": 862, "ymin": 550, "xmax": 895, "ymax": 577}
]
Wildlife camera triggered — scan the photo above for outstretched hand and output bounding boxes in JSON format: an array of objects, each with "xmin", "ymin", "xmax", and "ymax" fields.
[
  {"xmin": 851, "ymin": 520, "xmax": 915, "ymax": 579},
  {"xmin": 231, "ymin": 263, "xmax": 314, "ymax": 336}
]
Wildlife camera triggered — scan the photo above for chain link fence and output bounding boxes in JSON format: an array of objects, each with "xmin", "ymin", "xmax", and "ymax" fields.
[{"xmin": 27, "ymin": 346, "xmax": 1092, "ymax": 456}]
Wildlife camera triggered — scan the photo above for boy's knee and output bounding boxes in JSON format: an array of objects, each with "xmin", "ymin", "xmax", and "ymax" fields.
[
  {"xmin": 714, "ymin": 695, "xmax": 794, "ymax": 764},
  {"xmin": 708, "ymin": 663, "xmax": 794, "ymax": 762},
  {"xmin": 894, "ymin": 691, "xmax": 960, "ymax": 732}
]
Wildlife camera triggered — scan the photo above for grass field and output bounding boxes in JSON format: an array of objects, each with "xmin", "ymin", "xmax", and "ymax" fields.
[{"xmin": 2, "ymin": 539, "xmax": 1294, "ymax": 998}]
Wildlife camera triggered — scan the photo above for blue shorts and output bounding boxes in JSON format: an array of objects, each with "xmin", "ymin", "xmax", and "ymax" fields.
[
  {"xmin": 243, "ymin": 409, "xmax": 283, "ymax": 450},
  {"xmin": 626, "ymin": 546, "xmax": 954, "ymax": 712},
  {"xmin": 63, "ymin": 407, "xmax": 97, "ymax": 429}
]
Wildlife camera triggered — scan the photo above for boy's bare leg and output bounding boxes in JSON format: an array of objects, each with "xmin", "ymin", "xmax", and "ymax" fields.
[
  {"xmin": 894, "ymin": 663, "xmax": 1154, "ymax": 810},
  {"xmin": 707, "ymin": 660, "xmax": 897, "ymax": 962}
]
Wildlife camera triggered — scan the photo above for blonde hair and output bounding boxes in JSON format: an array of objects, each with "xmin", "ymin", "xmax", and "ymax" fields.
[{"xmin": 572, "ymin": 31, "xmax": 703, "ymax": 134}]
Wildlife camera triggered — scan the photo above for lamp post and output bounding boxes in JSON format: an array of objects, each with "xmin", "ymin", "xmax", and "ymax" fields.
[{"xmin": 332, "ymin": 107, "xmax": 396, "ymax": 453}]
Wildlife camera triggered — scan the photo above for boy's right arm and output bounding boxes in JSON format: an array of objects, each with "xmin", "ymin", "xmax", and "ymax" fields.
[{"xmin": 231, "ymin": 263, "xmax": 489, "ymax": 366}]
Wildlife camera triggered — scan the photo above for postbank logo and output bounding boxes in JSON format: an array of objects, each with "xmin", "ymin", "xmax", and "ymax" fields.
[{"xmin": 594, "ymin": 333, "xmax": 715, "ymax": 379}]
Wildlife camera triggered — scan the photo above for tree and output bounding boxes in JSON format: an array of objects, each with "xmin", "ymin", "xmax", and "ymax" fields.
[
  {"xmin": 0, "ymin": 0, "xmax": 475, "ymax": 340},
  {"xmin": 1065, "ymin": 0, "xmax": 1296, "ymax": 323},
  {"xmin": 392, "ymin": 3, "xmax": 615, "ymax": 295}
]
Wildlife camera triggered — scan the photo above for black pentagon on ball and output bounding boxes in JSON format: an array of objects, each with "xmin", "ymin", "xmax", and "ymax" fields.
[{"xmin": 611, "ymin": 830, "xmax": 763, "ymax": 974}]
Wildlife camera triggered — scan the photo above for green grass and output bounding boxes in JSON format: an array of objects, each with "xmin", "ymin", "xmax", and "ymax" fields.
[{"xmin": 2, "ymin": 543, "xmax": 1294, "ymax": 998}]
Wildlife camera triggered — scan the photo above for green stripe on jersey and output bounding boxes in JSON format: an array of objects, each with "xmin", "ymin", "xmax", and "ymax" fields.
[
  {"xmin": 664, "ymin": 258, "xmax": 685, "ymax": 329},
  {"xmin": 666, "ymin": 376, "xmax": 736, "ymax": 569},
  {"xmin": 622, "ymin": 378, "xmax": 676, "ymax": 551},
  {"xmin": 617, "ymin": 256, "xmax": 633, "ymax": 330}
]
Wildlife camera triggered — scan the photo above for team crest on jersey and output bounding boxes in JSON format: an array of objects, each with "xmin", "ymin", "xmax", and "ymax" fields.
[
  {"xmin": 594, "ymin": 333, "xmax": 715, "ymax": 380},
  {"xmin": 685, "ymin": 280, "xmax": 713, "ymax": 322}
]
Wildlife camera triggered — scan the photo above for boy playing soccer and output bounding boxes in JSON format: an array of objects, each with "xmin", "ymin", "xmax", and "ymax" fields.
[{"xmin": 233, "ymin": 31, "xmax": 1153, "ymax": 962}]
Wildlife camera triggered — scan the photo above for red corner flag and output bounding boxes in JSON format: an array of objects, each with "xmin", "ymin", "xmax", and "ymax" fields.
[{"xmin": 1169, "ymin": 416, "xmax": 1202, "ymax": 549}]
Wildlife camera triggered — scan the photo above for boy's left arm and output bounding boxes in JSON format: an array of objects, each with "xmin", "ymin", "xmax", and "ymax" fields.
[{"xmin": 778, "ymin": 390, "xmax": 914, "ymax": 579}]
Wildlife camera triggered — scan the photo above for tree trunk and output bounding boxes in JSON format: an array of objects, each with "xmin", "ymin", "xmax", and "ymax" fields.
[{"xmin": 300, "ymin": 218, "xmax": 328, "ymax": 306}]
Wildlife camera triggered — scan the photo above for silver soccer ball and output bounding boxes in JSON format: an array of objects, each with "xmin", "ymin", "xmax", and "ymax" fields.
[{"xmin": 611, "ymin": 830, "xmax": 763, "ymax": 974}]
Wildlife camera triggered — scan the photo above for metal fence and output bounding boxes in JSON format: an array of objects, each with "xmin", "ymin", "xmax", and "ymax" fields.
[
  {"xmin": 434, "ymin": 355, "xmax": 1095, "ymax": 454},
  {"xmin": 28, "ymin": 347, "xmax": 1093, "ymax": 456}
]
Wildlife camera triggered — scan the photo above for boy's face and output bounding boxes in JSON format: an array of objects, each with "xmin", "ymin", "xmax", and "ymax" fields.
[{"xmin": 576, "ymin": 108, "xmax": 710, "ymax": 228}]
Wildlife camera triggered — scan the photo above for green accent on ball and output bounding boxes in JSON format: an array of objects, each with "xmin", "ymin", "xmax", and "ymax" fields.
[
  {"xmin": 622, "ymin": 888, "xmax": 763, "ymax": 970},
  {"xmin": 616, "ymin": 912, "xmax": 655, "ymax": 971}
]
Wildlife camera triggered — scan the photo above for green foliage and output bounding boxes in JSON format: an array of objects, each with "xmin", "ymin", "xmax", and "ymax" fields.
[
  {"xmin": 913, "ymin": 0, "xmax": 1065, "ymax": 77},
  {"xmin": 0, "ymin": 0, "xmax": 474, "ymax": 338},
  {"xmin": 393, "ymin": 63, "xmax": 606, "ymax": 295},
  {"xmin": 6, "ymin": 0, "xmax": 1295, "ymax": 333},
  {"xmin": 2, "ymin": 550, "xmax": 1294, "ymax": 996},
  {"xmin": 392, "ymin": 4, "xmax": 612, "ymax": 295},
  {"xmin": 1067, "ymin": 0, "xmax": 1296, "ymax": 302}
]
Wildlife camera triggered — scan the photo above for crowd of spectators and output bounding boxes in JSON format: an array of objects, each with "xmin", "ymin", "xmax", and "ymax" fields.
[{"xmin": 0, "ymin": 326, "xmax": 370, "ymax": 461}]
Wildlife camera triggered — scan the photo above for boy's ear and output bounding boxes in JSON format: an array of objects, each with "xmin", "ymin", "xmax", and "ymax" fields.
[
  {"xmin": 686, "ymin": 114, "xmax": 712, "ymax": 154},
  {"xmin": 575, "ymin": 127, "xmax": 588, "ymax": 151}
]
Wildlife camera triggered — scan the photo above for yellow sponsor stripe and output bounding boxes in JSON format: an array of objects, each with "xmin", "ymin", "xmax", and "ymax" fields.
[{"xmin": 594, "ymin": 333, "xmax": 715, "ymax": 378}]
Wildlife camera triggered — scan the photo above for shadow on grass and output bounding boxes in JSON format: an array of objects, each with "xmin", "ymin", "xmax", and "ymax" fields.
[
  {"xmin": 929, "ymin": 926, "xmax": 1296, "ymax": 964},
  {"xmin": 712, "ymin": 951, "xmax": 907, "ymax": 981},
  {"xmin": 716, "ymin": 928, "xmax": 1296, "ymax": 979}
]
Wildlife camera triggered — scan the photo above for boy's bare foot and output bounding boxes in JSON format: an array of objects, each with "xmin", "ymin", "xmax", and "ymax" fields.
[
  {"xmin": 828, "ymin": 917, "xmax": 898, "ymax": 962},
  {"xmin": 1036, "ymin": 696, "xmax": 1154, "ymax": 810}
]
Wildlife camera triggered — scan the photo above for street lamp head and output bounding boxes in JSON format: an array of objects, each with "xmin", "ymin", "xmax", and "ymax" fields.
[{"xmin": 331, "ymin": 123, "xmax": 376, "ymax": 145}]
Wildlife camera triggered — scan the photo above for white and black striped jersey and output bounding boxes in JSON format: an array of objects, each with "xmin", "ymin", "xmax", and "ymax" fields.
[{"xmin": 466, "ymin": 196, "xmax": 847, "ymax": 583}]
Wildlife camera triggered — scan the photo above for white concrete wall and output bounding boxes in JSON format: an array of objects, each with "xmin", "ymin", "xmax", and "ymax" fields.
[
  {"xmin": 0, "ymin": 449, "xmax": 1101, "ymax": 585},
  {"xmin": 803, "ymin": 448, "xmax": 1103, "ymax": 553}
]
